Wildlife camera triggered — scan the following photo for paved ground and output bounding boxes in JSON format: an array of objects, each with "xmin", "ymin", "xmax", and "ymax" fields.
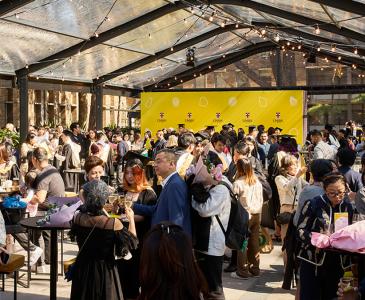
[{"xmin": 1, "ymin": 240, "xmax": 295, "ymax": 299}]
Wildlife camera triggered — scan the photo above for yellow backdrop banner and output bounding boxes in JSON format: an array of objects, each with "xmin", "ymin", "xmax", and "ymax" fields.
[{"xmin": 141, "ymin": 90, "xmax": 304, "ymax": 143}]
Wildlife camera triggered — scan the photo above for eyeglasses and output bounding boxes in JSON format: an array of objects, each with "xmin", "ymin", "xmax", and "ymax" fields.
[{"xmin": 326, "ymin": 191, "xmax": 346, "ymax": 198}]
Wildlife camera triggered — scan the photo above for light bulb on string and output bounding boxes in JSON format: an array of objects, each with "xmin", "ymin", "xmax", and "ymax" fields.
[
  {"xmin": 209, "ymin": 13, "xmax": 214, "ymax": 22},
  {"xmin": 354, "ymin": 48, "xmax": 358, "ymax": 55},
  {"xmin": 15, "ymin": 13, "xmax": 19, "ymax": 19},
  {"xmin": 298, "ymin": 44, "xmax": 302, "ymax": 50},
  {"xmin": 317, "ymin": 45, "xmax": 321, "ymax": 52},
  {"xmin": 208, "ymin": 65, "xmax": 212, "ymax": 69},
  {"xmin": 63, "ymin": 63, "xmax": 66, "ymax": 68},
  {"xmin": 314, "ymin": 25, "xmax": 320, "ymax": 35},
  {"xmin": 25, "ymin": 64, "xmax": 29, "ymax": 69},
  {"xmin": 331, "ymin": 44, "xmax": 336, "ymax": 52},
  {"xmin": 95, "ymin": 32, "xmax": 99, "ymax": 38},
  {"xmin": 261, "ymin": 29, "xmax": 266, "ymax": 35},
  {"xmin": 170, "ymin": 47, "xmax": 174, "ymax": 51},
  {"xmin": 36, "ymin": 76, "xmax": 39, "ymax": 80},
  {"xmin": 274, "ymin": 33, "xmax": 280, "ymax": 42},
  {"xmin": 235, "ymin": 23, "xmax": 239, "ymax": 28},
  {"xmin": 62, "ymin": 76, "xmax": 65, "ymax": 81},
  {"xmin": 221, "ymin": 21, "xmax": 226, "ymax": 28},
  {"xmin": 352, "ymin": 64, "xmax": 357, "ymax": 69},
  {"xmin": 286, "ymin": 41, "xmax": 290, "ymax": 46},
  {"xmin": 174, "ymin": 76, "xmax": 177, "ymax": 80},
  {"xmin": 338, "ymin": 56, "xmax": 341, "ymax": 60}
]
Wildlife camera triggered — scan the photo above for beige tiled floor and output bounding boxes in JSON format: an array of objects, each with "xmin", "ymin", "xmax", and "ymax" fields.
[{"xmin": 1, "ymin": 240, "xmax": 295, "ymax": 299}]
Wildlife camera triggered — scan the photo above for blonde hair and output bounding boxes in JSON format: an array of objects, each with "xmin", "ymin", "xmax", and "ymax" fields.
[
  {"xmin": 236, "ymin": 158, "xmax": 257, "ymax": 186},
  {"xmin": 279, "ymin": 154, "xmax": 298, "ymax": 177}
]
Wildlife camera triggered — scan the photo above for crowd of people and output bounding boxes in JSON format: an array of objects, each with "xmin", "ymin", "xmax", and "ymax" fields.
[{"xmin": 1, "ymin": 119, "xmax": 365, "ymax": 299}]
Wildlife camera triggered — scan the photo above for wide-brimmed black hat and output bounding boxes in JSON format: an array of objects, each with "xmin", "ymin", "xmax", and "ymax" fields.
[{"xmin": 123, "ymin": 151, "xmax": 153, "ymax": 166}]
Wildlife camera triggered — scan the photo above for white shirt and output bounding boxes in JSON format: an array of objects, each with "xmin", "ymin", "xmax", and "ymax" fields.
[
  {"xmin": 192, "ymin": 176, "xmax": 231, "ymax": 256},
  {"xmin": 161, "ymin": 171, "xmax": 177, "ymax": 188}
]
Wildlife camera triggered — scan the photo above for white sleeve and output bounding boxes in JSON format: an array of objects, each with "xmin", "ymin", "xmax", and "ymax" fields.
[{"xmin": 192, "ymin": 185, "xmax": 229, "ymax": 217}]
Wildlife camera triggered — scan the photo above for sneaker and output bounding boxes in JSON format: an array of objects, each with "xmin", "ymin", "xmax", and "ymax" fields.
[
  {"xmin": 224, "ymin": 264, "xmax": 237, "ymax": 273},
  {"xmin": 31, "ymin": 264, "xmax": 46, "ymax": 273},
  {"xmin": 29, "ymin": 247, "xmax": 43, "ymax": 266},
  {"xmin": 230, "ymin": 272, "xmax": 251, "ymax": 280}
]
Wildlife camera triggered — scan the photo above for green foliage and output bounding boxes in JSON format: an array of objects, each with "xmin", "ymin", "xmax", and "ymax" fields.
[
  {"xmin": 0, "ymin": 129, "xmax": 20, "ymax": 148},
  {"xmin": 307, "ymin": 104, "xmax": 342, "ymax": 115},
  {"xmin": 351, "ymin": 94, "xmax": 365, "ymax": 104}
]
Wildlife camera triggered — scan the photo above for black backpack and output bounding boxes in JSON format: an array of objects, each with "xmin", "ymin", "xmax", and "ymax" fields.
[{"xmin": 215, "ymin": 181, "xmax": 250, "ymax": 251}]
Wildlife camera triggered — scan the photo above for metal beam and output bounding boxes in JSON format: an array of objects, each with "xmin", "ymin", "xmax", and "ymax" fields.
[
  {"xmin": 145, "ymin": 41, "xmax": 278, "ymax": 90},
  {"xmin": 253, "ymin": 22, "xmax": 365, "ymax": 57},
  {"xmin": 145, "ymin": 40, "xmax": 365, "ymax": 90},
  {"xmin": 17, "ymin": 74, "xmax": 29, "ymax": 143},
  {"xmin": 0, "ymin": 0, "xmax": 34, "ymax": 17},
  {"xmin": 146, "ymin": 84, "xmax": 365, "ymax": 95},
  {"xmin": 15, "ymin": 1, "xmax": 188, "ymax": 76},
  {"xmin": 208, "ymin": 0, "xmax": 365, "ymax": 43},
  {"xmin": 307, "ymin": 0, "xmax": 365, "ymax": 17},
  {"xmin": 94, "ymin": 24, "xmax": 245, "ymax": 84},
  {"xmin": 234, "ymin": 61, "xmax": 271, "ymax": 87},
  {"xmin": 94, "ymin": 84, "xmax": 104, "ymax": 130}
]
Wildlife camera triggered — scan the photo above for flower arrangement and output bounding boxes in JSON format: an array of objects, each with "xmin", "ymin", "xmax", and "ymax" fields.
[
  {"xmin": 203, "ymin": 158, "xmax": 223, "ymax": 181},
  {"xmin": 186, "ymin": 155, "xmax": 223, "ymax": 185}
]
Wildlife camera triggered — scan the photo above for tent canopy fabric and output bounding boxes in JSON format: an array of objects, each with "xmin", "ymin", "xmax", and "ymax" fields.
[{"xmin": 1, "ymin": 0, "xmax": 365, "ymax": 91}]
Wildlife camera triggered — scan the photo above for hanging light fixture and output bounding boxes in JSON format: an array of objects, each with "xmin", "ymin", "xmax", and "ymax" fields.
[
  {"xmin": 186, "ymin": 48, "xmax": 196, "ymax": 67},
  {"xmin": 314, "ymin": 24, "xmax": 320, "ymax": 35}
]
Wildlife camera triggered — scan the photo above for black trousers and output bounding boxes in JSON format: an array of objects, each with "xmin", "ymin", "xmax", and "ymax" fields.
[
  {"xmin": 195, "ymin": 251, "xmax": 225, "ymax": 300},
  {"xmin": 300, "ymin": 252, "xmax": 344, "ymax": 300}
]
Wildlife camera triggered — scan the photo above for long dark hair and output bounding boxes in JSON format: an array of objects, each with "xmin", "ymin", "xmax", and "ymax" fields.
[{"xmin": 138, "ymin": 223, "xmax": 207, "ymax": 300}]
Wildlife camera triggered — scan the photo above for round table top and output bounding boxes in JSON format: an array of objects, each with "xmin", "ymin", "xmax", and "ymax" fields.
[
  {"xmin": 63, "ymin": 169, "xmax": 84, "ymax": 174},
  {"xmin": 19, "ymin": 216, "xmax": 71, "ymax": 230}
]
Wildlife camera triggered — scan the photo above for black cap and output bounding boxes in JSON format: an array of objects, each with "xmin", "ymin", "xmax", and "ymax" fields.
[
  {"xmin": 275, "ymin": 127, "xmax": 283, "ymax": 132},
  {"xmin": 123, "ymin": 150, "xmax": 154, "ymax": 166},
  {"xmin": 248, "ymin": 125, "xmax": 258, "ymax": 132},
  {"xmin": 206, "ymin": 125, "xmax": 215, "ymax": 131},
  {"xmin": 278, "ymin": 134, "xmax": 295, "ymax": 138},
  {"xmin": 222, "ymin": 124, "xmax": 230, "ymax": 130},
  {"xmin": 195, "ymin": 131, "xmax": 210, "ymax": 141},
  {"xmin": 178, "ymin": 124, "xmax": 185, "ymax": 128},
  {"xmin": 227, "ymin": 123, "xmax": 234, "ymax": 128}
]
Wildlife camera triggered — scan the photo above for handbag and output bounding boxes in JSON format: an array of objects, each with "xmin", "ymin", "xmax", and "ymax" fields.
[
  {"xmin": 64, "ymin": 223, "xmax": 97, "ymax": 282},
  {"xmin": 276, "ymin": 187, "xmax": 297, "ymax": 225}
]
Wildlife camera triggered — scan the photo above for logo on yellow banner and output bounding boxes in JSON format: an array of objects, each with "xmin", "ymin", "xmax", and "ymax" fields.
[
  {"xmin": 243, "ymin": 112, "xmax": 253, "ymax": 123},
  {"xmin": 274, "ymin": 112, "xmax": 283, "ymax": 123}
]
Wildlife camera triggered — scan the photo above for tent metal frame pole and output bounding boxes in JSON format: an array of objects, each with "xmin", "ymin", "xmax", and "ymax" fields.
[
  {"xmin": 18, "ymin": 75, "xmax": 29, "ymax": 143},
  {"xmin": 95, "ymin": 84, "xmax": 104, "ymax": 130}
]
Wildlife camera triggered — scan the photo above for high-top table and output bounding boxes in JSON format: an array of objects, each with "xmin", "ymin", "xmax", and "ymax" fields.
[{"xmin": 20, "ymin": 217, "xmax": 70, "ymax": 300}]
